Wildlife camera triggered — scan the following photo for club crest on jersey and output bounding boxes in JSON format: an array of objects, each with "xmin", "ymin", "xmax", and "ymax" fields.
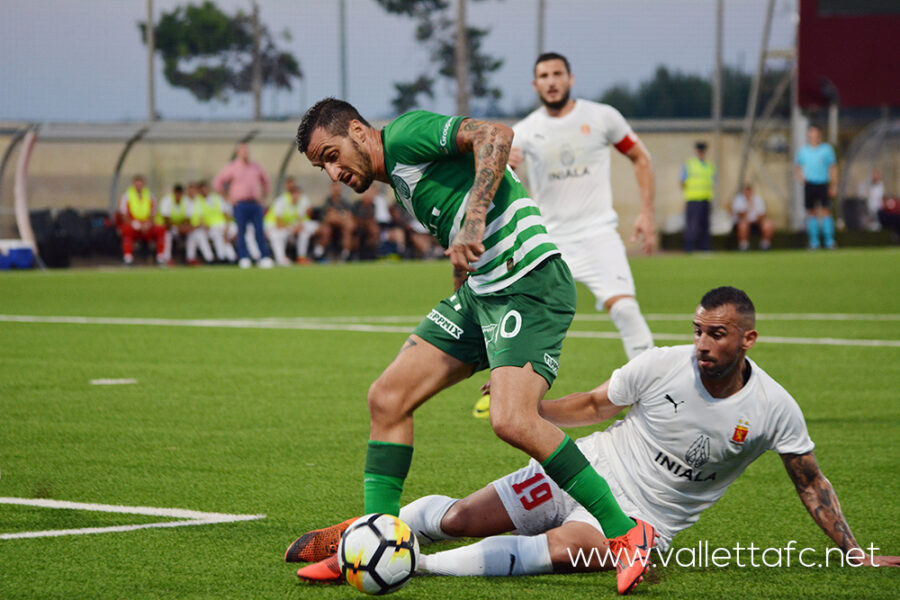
[
  {"xmin": 391, "ymin": 175, "xmax": 411, "ymax": 201},
  {"xmin": 580, "ymin": 124, "xmax": 591, "ymax": 135},
  {"xmin": 731, "ymin": 418, "xmax": 750, "ymax": 445}
]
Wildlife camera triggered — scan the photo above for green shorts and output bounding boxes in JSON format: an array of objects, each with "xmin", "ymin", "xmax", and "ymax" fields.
[{"xmin": 412, "ymin": 255, "xmax": 576, "ymax": 387}]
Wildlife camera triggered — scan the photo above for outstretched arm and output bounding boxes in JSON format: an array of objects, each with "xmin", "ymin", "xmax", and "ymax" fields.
[
  {"xmin": 446, "ymin": 119, "xmax": 514, "ymax": 273},
  {"xmin": 622, "ymin": 137, "xmax": 656, "ymax": 254},
  {"xmin": 781, "ymin": 452, "xmax": 899, "ymax": 567},
  {"xmin": 538, "ymin": 380, "xmax": 624, "ymax": 428}
]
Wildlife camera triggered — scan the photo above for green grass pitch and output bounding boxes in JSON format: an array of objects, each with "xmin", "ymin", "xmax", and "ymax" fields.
[{"xmin": 1, "ymin": 248, "xmax": 898, "ymax": 599}]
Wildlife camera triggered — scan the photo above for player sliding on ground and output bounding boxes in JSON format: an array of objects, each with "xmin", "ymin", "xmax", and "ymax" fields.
[
  {"xmin": 294, "ymin": 98, "xmax": 653, "ymax": 594},
  {"xmin": 287, "ymin": 287, "xmax": 898, "ymax": 588}
]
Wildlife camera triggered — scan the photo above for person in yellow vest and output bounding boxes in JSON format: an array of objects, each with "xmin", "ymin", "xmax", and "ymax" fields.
[
  {"xmin": 183, "ymin": 182, "xmax": 215, "ymax": 265},
  {"xmin": 117, "ymin": 174, "xmax": 166, "ymax": 265},
  {"xmin": 680, "ymin": 141, "xmax": 716, "ymax": 252},
  {"xmin": 198, "ymin": 180, "xmax": 238, "ymax": 263},
  {"xmin": 264, "ymin": 176, "xmax": 318, "ymax": 266},
  {"xmin": 156, "ymin": 183, "xmax": 194, "ymax": 264}
]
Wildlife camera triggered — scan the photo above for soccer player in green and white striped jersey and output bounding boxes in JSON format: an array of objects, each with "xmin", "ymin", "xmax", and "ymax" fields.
[{"xmin": 292, "ymin": 98, "xmax": 655, "ymax": 593}]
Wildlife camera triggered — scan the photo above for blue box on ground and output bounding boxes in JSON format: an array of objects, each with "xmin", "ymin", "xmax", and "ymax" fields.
[{"xmin": 0, "ymin": 240, "xmax": 35, "ymax": 270}]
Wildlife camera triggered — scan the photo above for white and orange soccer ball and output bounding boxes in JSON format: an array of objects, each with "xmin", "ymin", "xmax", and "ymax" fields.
[{"xmin": 337, "ymin": 513, "xmax": 420, "ymax": 595}]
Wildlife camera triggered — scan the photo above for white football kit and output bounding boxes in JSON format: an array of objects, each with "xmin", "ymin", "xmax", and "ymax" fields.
[
  {"xmin": 493, "ymin": 345, "xmax": 815, "ymax": 550},
  {"xmin": 512, "ymin": 99, "xmax": 637, "ymax": 305}
]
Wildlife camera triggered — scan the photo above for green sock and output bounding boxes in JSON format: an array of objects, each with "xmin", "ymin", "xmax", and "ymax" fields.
[
  {"xmin": 364, "ymin": 441, "xmax": 414, "ymax": 516},
  {"xmin": 542, "ymin": 435, "xmax": 635, "ymax": 538}
]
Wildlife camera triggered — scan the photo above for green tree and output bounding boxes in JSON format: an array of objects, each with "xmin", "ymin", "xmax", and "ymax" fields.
[
  {"xmin": 377, "ymin": 0, "xmax": 504, "ymax": 115},
  {"xmin": 139, "ymin": 1, "xmax": 301, "ymax": 108},
  {"xmin": 598, "ymin": 65, "xmax": 790, "ymax": 119}
]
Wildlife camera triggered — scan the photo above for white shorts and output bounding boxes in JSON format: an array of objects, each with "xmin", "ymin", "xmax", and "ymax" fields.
[
  {"xmin": 491, "ymin": 446, "xmax": 671, "ymax": 552},
  {"xmin": 553, "ymin": 228, "xmax": 636, "ymax": 309}
]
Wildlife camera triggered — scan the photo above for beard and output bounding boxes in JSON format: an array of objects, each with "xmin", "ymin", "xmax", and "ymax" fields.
[
  {"xmin": 696, "ymin": 351, "xmax": 742, "ymax": 381},
  {"xmin": 348, "ymin": 138, "xmax": 374, "ymax": 192},
  {"xmin": 541, "ymin": 88, "xmax": 570, "ymax": 111}
]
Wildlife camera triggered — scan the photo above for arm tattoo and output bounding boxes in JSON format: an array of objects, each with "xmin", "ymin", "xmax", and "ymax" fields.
[
  {"xmin": 458, "ymin": 120, "xmax": 511, "ymax": 226},
  {"xmin": 782, "ymin": 452, "xmax": 859, "ymax": 554},
  {"xmin": 396, "ymin": 336, "xmax": 418, "ymax": 356},
  {"xmin": 477, "ymin": 143, "xmax": 495, "ymax": 160}
]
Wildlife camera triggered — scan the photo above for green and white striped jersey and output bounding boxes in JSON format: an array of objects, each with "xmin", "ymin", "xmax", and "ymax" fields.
[{"xmin": 383, "ymin": 110, "xmax": 559, "ymax": 294}]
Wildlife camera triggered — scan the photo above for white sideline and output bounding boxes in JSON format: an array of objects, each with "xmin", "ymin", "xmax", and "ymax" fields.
[
  {"xmin": 0, "ymin": 497, "xmax": 265, "ymax": 540},
  {"xmin": 0, "ymin": 314, "xmax": 898, "ymax": 348}
]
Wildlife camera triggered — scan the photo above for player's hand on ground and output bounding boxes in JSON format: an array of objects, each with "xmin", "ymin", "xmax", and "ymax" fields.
[
  {"xmin": 446, "ymin": 220, "xmax": 485, "ymax": 273},
  {"xmin": 508, "ymin": 147, "xmax": 524, "ymax": 170},
  {"xmin": 632, "ymin": 210, "xmax": 657, "ymax": 254},
  {"xmin": 859, "ymin": 554, "xmax": 900, "ymax": 567}
]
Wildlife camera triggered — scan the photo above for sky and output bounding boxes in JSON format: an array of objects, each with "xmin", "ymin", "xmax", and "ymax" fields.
[{"xmin": 0, "ymin": 0, "xmax": 797, "ymax": 123}]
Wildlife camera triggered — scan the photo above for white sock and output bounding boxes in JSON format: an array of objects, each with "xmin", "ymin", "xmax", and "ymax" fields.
[
  {"xmin": 607, "ymin": 297, "xmax": 654, "ymax": 360},
  {"xmin": 420, "ymin": 534, "xmax": 553, "ymax": 577},
  {"xmin": 399, "ymin": 495, "xmax": 459, "ymax": 546}
]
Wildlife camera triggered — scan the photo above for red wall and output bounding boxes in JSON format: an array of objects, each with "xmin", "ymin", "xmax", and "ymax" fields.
[{"xmin": 798, "ymin": 0, "xmax": 900, "ymax": 108}]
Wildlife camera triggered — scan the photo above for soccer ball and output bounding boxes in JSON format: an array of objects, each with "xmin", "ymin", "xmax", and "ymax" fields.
[{"xmin": 338, "ymin": 513, "xmax": 420, "ymax": 595}]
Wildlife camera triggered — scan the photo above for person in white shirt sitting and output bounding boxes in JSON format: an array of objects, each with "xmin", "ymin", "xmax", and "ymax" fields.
[{"xmin": 732, "ymin": 183, "xmax": 774, "ymax": 251}]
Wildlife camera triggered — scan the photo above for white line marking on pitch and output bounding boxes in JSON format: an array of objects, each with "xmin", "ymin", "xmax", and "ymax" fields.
[
  {"xmin": 1, "ymin": 314, "xmax": 898, "ymax": 348},
  {"xmin": 90, "ymin": 378, "xmax": 138, "ymax": 385},
  {"xmin": 0, "ymin": 497, "xmax": 265, "ymax": 540}
]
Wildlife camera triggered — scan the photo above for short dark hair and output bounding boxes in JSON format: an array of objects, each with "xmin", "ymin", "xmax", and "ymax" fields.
[
  {"xmin": 695, "ymin": 141, "xmax": 708, "ymax": 151},
  {"xmin": 535, "ymin": 52, "xmax": 571, "ymax": 75},
  {"xmin": 700, "ymin": 286, "xmax": 756, "ymax": 329},
  {"xmin": 296, "ymin": 98, "xmax": 371, "ymax": 154},
  {"xmin": 173, "ymin": 183, "xmax": 184, "ymax": 193}
]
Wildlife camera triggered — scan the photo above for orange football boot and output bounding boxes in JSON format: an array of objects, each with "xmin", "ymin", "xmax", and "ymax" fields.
[{"xmin": 284, "ymin": 517, "xmax": 359, "ymax": 563}]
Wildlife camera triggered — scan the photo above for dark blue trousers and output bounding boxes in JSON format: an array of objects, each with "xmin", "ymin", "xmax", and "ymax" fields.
[
  {"xmin": 234, "ymin": 199, "xmax": 270, "ymax": 260},
  {"xmin": 684, "ymin": 200, "xmax": 711, "ymax": 252}
]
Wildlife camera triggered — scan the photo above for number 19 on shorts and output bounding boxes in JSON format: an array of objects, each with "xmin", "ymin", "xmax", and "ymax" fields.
[{"xmin": 512, "ymin": 472, "xmax": 553, "ymax": 510}]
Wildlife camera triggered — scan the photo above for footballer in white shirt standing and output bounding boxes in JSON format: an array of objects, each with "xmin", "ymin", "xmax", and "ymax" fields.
[{"xmin": 510, "ymin": 52, "xmax": 656, "ymax": 361}]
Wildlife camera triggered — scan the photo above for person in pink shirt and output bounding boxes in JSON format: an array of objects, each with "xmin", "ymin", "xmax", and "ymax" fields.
[{"xmin": 213, "ymin": 142, "xmax": 274, "ymax": 268}]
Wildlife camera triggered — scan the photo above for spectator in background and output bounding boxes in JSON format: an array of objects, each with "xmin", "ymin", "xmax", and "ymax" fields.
[
  {"xmin": 265, "ymin": 177, "xmax": 318, "ymax": 266},
  {"xmin": 794, "ymin": 125, "xmax": 838, "ymax": 250},
  {"xmin": 860, "ymin": 168, "xmax": 885, "ymax": 231},
  {"xmin": 213, "ymin": 142, "xmax": 274, "ymax": 268},
  {"xmin": 354, "ymin": 186, "xmax": 381, "ymax": 260},
  {"xmin": 312, "ymin": 181, "xmax": 356, "ymax": 262},
  {"xmin": 731, "ymin": 183, "xmax": 774, "ymax": 251},
  {"xmin": 401, "ymin": 206, "xmax": 437, "ymax": 259},
  {"xmin": 372, "ymin": 183, "xmax": 405, "ymax": 258},
  {"xmin": 118, "ymin": 174, "xmax": 166, "ymax": 265},
  {"xmin": 184, "ymin": 182, "xmax": 215, "ymax": 265},
  {"xmin": 680, "ymin": 141, "xmax": 716, "ymax": 252},
  {"xmin": 156, "ymin": 183, "xmax": 193, "ymax": 264},
  {"xmin": 379, "ymin": 201, "xmax": 409, "ymax": 258},
  {"xmin": 198, "ymin": 180, "xmax": 237, "ymax": 263}
]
